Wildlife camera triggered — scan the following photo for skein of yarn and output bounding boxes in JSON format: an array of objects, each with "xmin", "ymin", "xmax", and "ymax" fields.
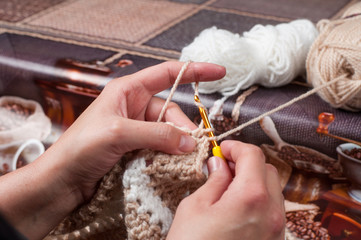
[
  {"xmin": 180, "ymin": 19, "xmax": 318, "ymax": 96},
  {"xmin": 306, "ymin": 2, "xmax": 361, "ymax": 111}
]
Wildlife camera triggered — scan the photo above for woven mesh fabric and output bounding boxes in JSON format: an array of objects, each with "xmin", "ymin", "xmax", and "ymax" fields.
[
  {"xmin": 211, "ymin": 0, "xmax": 351, "ymax": 21},
  {"xmin": 145, "ymin": 9, "xmax": 278, "ymax": 52},
  {"xmin": 0, "ymin": 0, "xmax": 64, "ymax": 23},
  {"xmin": 26, "ymin": 0, "xmax": 195, "ymax": 43}
]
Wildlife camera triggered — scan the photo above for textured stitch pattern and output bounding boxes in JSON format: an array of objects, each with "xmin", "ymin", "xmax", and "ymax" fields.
[
  {"xmin": 46, "ymin": 128, "xmax": 209, "ymax": 240},
  {"xmin": 27, "ymin": 0, "xmax": 195, "ymax": 44},
  {"xmin": 123, "ymin": 131, "xmax": 209, "ymax": 239},
  {"xmin": 45, "ymin": 162, "xmax": 126, "ymax": 239}
]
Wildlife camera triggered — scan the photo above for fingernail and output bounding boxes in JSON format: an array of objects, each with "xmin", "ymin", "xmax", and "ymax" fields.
[
  {"xmin": 178, "ymin": 135, "xmax": 196, "ymax": 153},
  {"xmin": 208, "ymin": 156, "xmax": 221, "ymax": 173}
]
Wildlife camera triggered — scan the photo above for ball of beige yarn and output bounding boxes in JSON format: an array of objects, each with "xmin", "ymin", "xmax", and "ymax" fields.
[{"xmin": 306, "ymin": 2, "xmax": 361, "ymax": 111}]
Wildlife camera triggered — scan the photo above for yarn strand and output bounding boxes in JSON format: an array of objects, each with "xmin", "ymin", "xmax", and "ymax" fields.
[
  {"xmin": 157, "ymin": 61, "xmax": 346, "ymax": 144},
  {"xmin": 157, "ymin": 61, "xmax": 191, "ymax": 122},
  {"xmin": 232, "ymin": 86, "xmax": 259, "ymax": 122},
  {"xmin": 216, "ymin": 75, "xmax": 344, "ymax": 141}
]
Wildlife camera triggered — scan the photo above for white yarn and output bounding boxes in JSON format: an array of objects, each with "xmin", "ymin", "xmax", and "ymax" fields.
[
  {"xmin": 0, "ymin": 96, "xmax": 51, "ymax": 145},
  {"xmin": 122, "ymin": 155, "xmax": 173, "ymax": 234},
  {"xmin": 180, "ymin": 19, "xmax": 318, "ymax": 96},
  {"xmin": 208, "ymin": 96, "xmax": 227, "ymax": 119}
]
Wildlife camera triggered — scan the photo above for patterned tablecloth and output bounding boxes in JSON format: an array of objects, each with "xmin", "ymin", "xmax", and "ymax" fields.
[{"xmin": 1, "ymin": 0, "xmax": 361, "ymax": 239}]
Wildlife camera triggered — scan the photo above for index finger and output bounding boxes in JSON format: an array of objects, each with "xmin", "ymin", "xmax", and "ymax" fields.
[{"xmin": 128, "ymin": 61, "xmax": 226, "ymax": 96}]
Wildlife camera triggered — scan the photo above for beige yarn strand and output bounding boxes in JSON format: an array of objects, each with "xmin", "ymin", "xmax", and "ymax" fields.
[
  {"xmin": 232, "ymin": 86, "xmax": 259, "ymax": 122},
  {"xmin": 157, "ymin": 61, "xmax": 191, "ymax": 122},
  {"xmin": 216, "ymin": 76, "xmax": 344, "ymax": 141},
  {"xmin": 157, "ymin": 61, "xmax": 345, "ymax": 144}
]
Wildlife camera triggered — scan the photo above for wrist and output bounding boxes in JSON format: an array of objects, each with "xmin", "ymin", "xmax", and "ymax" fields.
[
  {"xmin": 35, "ymin": 142, "xmax": 86, "ymax": 210},
  {"xmin": 0, "ymin": 145, "xmax": 84, "ymax": 240}
]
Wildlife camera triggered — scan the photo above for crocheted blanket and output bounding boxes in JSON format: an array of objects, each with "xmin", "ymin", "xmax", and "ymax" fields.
[
  {"xmin": 44, "ymin": 135, "xmax": 324, "ymax": 240},
  {"xmin": 45, "ymin": 133, "xmax": 209, "ymax": 240}
]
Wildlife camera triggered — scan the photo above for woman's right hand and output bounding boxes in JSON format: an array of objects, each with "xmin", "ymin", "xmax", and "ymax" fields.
[{"xmin": 167, "ymin": 140, "xmax": 285, "ymax": 240}]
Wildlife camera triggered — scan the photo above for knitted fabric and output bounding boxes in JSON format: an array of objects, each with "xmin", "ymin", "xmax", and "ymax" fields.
[
  {"xmin": 45, "ymin": 129, "xmax": 209, "ymax": 240},
  {"xmin": 45, "ymin": 162, "xmax": 126, "ymax": 240},
  {"xmin": 123, "ymin": 131, "xmax": 209, "ymax": 239}
]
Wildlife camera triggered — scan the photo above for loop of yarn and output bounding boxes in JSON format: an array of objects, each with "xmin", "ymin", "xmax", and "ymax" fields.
[
  {"xmin": 180, "ymin": 19, "xmax": 318, "ymax": 96},
  {"xmin": 157, "ymin": 61, "xmax": 191, "ymax": 122},
  {"xmin": 306, "ymin": 2, "xmax": 361, "ymax": 111}
]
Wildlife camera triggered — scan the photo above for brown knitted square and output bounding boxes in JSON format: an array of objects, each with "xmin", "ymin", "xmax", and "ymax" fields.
[{"xmin": 26, "ymin": 0, "xmax": 196, "ymax": 43}]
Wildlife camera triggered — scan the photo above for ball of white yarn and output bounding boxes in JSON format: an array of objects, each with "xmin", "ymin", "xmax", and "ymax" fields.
[
  {"xmin": 180, "ymin": 19, "xmax": 318, "ymax": 96},
  {"xmin": 180, "ymin": 27, "xmax": 257, "ymax": 95}
]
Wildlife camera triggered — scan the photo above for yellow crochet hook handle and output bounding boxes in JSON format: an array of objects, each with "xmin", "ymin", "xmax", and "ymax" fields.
[
  {"xmin": 194, "ymin": 95, "xmax": 225, "ymax": 160},
  {"xmin": 212, "ymin": 145, "xmax": 225, "ymax": 160}
]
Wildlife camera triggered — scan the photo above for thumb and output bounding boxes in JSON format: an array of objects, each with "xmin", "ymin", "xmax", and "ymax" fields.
[
  {"xmin": 118, "ymin": 119, "xmax": 196, "ymax": 154},
  {"xmin": 191, "ymin": 156, "xmax": 232, "ymax": 204}
]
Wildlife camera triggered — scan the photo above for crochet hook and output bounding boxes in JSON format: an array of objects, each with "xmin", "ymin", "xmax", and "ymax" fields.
[{"xmin": 194, "ymin": 95, "xmax": 225, "ymax": 160}]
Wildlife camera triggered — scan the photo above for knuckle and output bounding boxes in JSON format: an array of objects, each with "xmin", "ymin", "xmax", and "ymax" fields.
[
  {"xmin": 108, "ymin": 118, "xmax": 125, "ymax": 138},
  {"xmin": 154, "ymin": 123, "xmax": 176, "ymax": 146},
  {"xmin": 103, "ymin": 75, "xmax": 133, "ymax": 97},
  {"xmin": 178, "ymin": 196, "xmax": 190, "ymax": 208},
  {"xmin": 162, "ymin": 61, "xmax": 177, "ymax": 83},
  {"xmin": 164, "ymin": 102, "xmax": 182, "ymax": 118},
  {"xmin": 104, "ymin": 78, "xmax": 116, "ymax": 90},
  {"xmin": 266, "ymin": 163, "xmax": 279, "ymax": 175},
  {"xmin": 176, "ymin": 199, "xmax": 187, "ymax": 212},
  {"xmin": 243, "ymin": 186, "xmax": 269, "ymax": 208},
  {"xmin": 234, "ymin": 144, "xmax": 265, "ymax": 164},
  {"xmin": 269, "ymin": 208, "xmax": 286, "ymax": 235},
  {"xmin": 167, "ymin": 101, "xmax": 181, "ymax": 112},
  {"xmin": 103, "ymin": 78, "xmax": 121, "ymax": 92},
  {"xmin": 247, "ymin": 145, "xmax": 265, "ymax": 159},
  {"xmin": 177, "ymin": 195, "xmax": 195, "ymax": 212}
]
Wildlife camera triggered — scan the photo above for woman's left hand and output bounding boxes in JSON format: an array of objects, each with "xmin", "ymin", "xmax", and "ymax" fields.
[
  {"xmin": 50, "ymin": 61, "xmax": 226, "ymax": 200},
  {"xmin": 0, "ymin": 61, "xmax": 226, "ymax": 240}
]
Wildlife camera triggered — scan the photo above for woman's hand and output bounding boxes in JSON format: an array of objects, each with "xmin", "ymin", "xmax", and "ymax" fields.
[
  {"xmin": 0, "ymin": 61, "xmax": 226, "ymax": 240},
  {"xmin": 48, "ymin": 61, "xmax": 226, "ymax": 200},
  {"xmin": 167, "ymin": 140, "xmax": 285, "ymax": 240}
]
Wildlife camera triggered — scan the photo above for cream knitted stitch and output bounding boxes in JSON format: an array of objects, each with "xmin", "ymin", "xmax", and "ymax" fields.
[{"xmin": 123, "ymin": 131, "xmax": 209, "ymax": 239}]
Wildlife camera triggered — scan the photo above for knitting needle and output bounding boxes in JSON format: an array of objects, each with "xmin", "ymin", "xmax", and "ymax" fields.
[{"xmin": 194, "ymin": 95, "xmax": 225, "ymax": 160}]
